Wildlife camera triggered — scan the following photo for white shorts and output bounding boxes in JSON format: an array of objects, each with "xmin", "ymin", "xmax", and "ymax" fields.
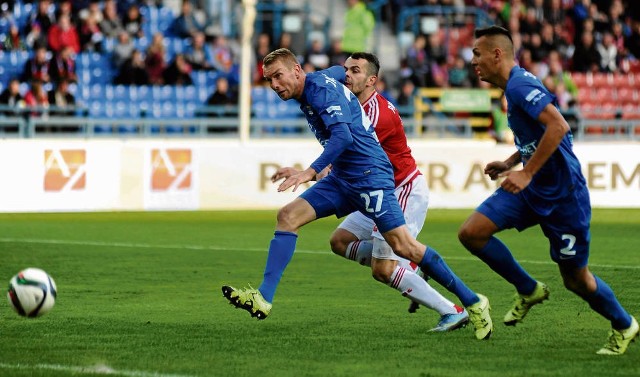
[{"xmin": 337, "ymin": 173, "xmax": 429, "ymax": 261}]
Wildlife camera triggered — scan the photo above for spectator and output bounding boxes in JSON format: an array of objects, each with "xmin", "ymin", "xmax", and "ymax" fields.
[
  {"xmin": 184, "ymin": 31, "xmax": 214, "ymax": 70},
  {"xmin": 48, "ymin": 14, "xmax": 80, "ymax": 54},
  {"xmin": 163, "ymin": 54, "xmax": 194, "ymax": 86},
  {"xmin": 448, "ymin": 56, "xmax": 472, "ymax": 88},
  {"xmin": 341, "ymin": 0, "xmax": 375, "ymax": 54},
  {"xmin": 376, "ymin": 76, "xmax": 396, "ymax": 105},
  {"xmin": 2, "ymin": 24, "xmax": 26, "ymax": 51},
  {"xmin": 429, "ymin": 56, "xmax": 449, "ymax": 88},
  {"xmin": 405, "ymin": 34, "xmax": 429, "ymax": 87},
  {"xmin": 115, "ymin": 49, "xmax": 149, "ymax": 85},
  {"xmin": 206, "ymin": 76, "xmax": 236, "ymax": 107},
  {"xmin": 0, "ymin": 78, "xmax": 25, "ymax": 116},
  {"xmin": 22, "ymin": 46, "xmax": 51, "ymax": 83},
  {"xmin": 201, "ymin": 76, "xmax": 236, "ymax": 131},
  {"xmin": 122, "ymin": 4, "xmax": 144, "ymax": 39},
  {"xmin": 395, "ymin": 79, "xmax": 416, "ymax": 117},
  {"xmin": 253, "ymin": 32, "xmax": 271, "ymax": 85},
  {"xmin": 27, "ymin": 0, "xmax": 55, "ymax": 36},
  {"xmin": 100, "ymin": 0, "xmax": 123, "ymax": 39},
  {"xmin": 112, "ymin": 31, "xmax": 135, "ymax": 69},
  {"xmin": 327, "ymin": 38, "xmax": 347, "ymax": 66},
  {"xmin": 145, "ymin": 32, "xmax": 167, "ymax": 85},
  {"xmin": 171, "ymin": 0, "xmax": 204, "ymax": 39},
  {"xmin": 211, "ymin": 35, "xmax": 234, "ymax": 74},
  {"xmin": 425, "ymin": 32, "xmax": 447, "ymax": 67},
  {"xmin": 49, "ymin": 45, "xmax": 77, "ymax": 84},
  {"xmin": 48, "ymin": 78, "xmax": 76, "ymax": 117},
  {"xmin": 24, "ymin": 80, "xmax": 50, "ymax": 116},
  {"xmin": 25, "ymin": 22, "xmax": 48, "ymax": 49},
  {"xmin": 572, "ymin": 30, "xmax": 601, "ymax": 72},
  {"xmin": 54, "ymin": 0, "xmax": 78, "ymax": 28},
  {"xmin": 303, "ymin": 38, "xmax": 330, "ymax": 71},
  {"xmin": 597, "ymin": 31, "xmax": 618, "ymax": 72},
  {"xmin": 78, "ymin": 12, "xmax": 104, "ymax": 52},
  {"xmin": 78, "ymin": 0, "xmax": 103, "ymax": 25}
]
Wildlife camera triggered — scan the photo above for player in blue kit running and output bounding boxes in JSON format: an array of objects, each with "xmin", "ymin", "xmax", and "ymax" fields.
[
  {"xmin": 222, "ymin": 48, "xmax": 492, "ymax": 338},
  {"xmin": 459, "ymin": 25, "xmax": 638, "ymax": 355}
]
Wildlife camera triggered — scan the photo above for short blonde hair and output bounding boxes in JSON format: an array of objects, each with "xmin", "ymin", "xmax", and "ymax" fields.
[{"xmin": 263, "ymin": 48, "xmax": 299, "ymax": 69}]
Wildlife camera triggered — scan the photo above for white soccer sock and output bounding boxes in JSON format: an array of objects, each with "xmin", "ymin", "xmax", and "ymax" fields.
[
  {"xmin": 389, "ymin": 266, "xmax": 456, "ymax": 316},
  {"xmin": 344, "ymin": 240, "xmax": 373, "ymax": 266}
]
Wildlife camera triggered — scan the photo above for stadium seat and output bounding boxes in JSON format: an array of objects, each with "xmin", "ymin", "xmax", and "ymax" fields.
[
  {"xmin": 616, "ymin": 88, "xmax": 636, "ymax": 105},
  {"xmin": 592, "ymin": 73, "xmax": 612, "ymax": 88},
  {"xmin": 570, "ymin": 72, "xmax": 587, "ymax": 87}
]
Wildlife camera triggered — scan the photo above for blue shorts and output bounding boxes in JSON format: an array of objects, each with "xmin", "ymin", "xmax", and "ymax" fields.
[
  {"xmin": 300, "ymin": 173, "xmax": 406, "ymax": 234},
  {"xmin": 476, "ymin": 185, "xmax": 591, "ymax": 268}
]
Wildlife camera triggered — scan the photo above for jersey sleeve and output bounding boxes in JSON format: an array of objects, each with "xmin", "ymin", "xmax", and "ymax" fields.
[
  {"xmin": 321, "ymin": 65, "xmax": 347, "ymax": 83},
  {"xmin": 308, "ymin": 82, "xmax": 353, "ymax": 128},
  {"xmin": 507, "ymin": 76, "xmax": 555, "ymax": 121}
]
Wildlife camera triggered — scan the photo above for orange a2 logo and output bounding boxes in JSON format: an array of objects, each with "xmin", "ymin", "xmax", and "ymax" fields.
[
  {"xmin": 151, "ymin": 149, "xmax": 192, "ymax": 191},
  {"xmin": 44, "ymin": 149, "xmax": 86, "ymax": 192}
]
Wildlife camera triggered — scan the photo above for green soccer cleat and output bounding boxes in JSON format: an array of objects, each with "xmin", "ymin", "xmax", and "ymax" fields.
[
  {"xmin": 503, "ymin": 282, "xmax": 550, "ymax": 326},
  {"xmin": 222, "ymin": 285, "xmax": 272, "ymax": 320},
  {"xmin": 596, "ymin": 316, "xmax": 639, "ymax": 355},
  {"xmin": 467, "ymin": 294, "xmax": 493, "ymax": 340}
]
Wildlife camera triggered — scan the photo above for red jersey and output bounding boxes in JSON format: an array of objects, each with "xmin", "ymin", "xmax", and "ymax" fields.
[{"xmin": 362, "ymin": 91, "xmax": 420, "ymax": 187}]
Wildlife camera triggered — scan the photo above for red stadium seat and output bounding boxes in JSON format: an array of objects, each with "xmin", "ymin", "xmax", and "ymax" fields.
[
  {"xmin": 592, "ymin": 73, "xmax": 613, "ymax": 88},
  {"xmin": 571, "ymin": 72, "xmax": 588, "ymax": 87},
  {"xmin": 616, "ymin": 88, "xmax": 637, "ymax": 105}
]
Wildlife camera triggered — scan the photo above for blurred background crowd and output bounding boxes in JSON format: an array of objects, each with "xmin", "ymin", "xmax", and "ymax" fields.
[{"xmin": 0, "ymin": 0, "xmax": 638, "ymax": 136}]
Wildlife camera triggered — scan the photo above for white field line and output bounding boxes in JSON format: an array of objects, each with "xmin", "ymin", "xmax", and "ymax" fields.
[
  {"xmin": 1, "ymin": 237, "xmax": 638, "ymax": 270},
  {"xmin": 0, "ymin": 362, "xmax": 196, "ymax": 377}
]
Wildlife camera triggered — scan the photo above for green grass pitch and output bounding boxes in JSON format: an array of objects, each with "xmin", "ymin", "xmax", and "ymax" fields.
[{"xmin": 0, "ymin": 209, "xmax": 639, "ymax": 377}]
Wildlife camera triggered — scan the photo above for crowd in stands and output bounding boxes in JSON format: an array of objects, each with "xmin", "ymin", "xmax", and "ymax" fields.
[{"xmin": 0, "ymin": 0, "xmax": 639, "ymax": 134}]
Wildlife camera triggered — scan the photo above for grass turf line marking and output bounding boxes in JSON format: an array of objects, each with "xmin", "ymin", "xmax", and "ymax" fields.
[
  {"xmin": 1, "ymin": 237, "xmax": 639, "ymax": 270},
  {"xmin": 0, "ymin": 362, "xmax": 196, "ymax": 377}
]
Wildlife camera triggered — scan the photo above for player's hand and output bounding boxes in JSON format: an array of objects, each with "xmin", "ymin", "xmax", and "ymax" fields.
[
  {"xmin": 271, "ymin": 167, "xmax": 300, "ymax": 183},
  {"xmin": 278, "ymin": 168, "xmax": 317, "ymax": 192},
  {"xmin": 499, "ymin": 170, "xmax": 532, "ymax": 194},
  {"xmin": 484, "ymin": 161, "xmax": 510, "ymax": 181}
]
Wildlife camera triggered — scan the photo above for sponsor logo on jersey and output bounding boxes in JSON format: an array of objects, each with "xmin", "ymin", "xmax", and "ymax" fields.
[
  {"xmin": 44, "ymin": 149, "xmax": 86, "ymax": 192},
  {"xmin": 325, "ymin": 105, "xmax": 343, "ymax": 117},
  {"xmin": 151, "ymin": 149, "xmax": 192, "ymax": 191}
]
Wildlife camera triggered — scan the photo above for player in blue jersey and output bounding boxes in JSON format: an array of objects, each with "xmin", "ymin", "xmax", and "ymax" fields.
[
  {"xmin": 222, "ymin": 48, "xmax": 492, "ymax": 338},
  {"xmin": 459, "ymin": 25, "xmax": 638, "ymax": 355}
]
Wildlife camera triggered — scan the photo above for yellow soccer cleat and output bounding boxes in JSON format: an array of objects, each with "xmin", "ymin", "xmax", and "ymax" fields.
[
  {"xmin": 596, "ymin": 316, "xmax": 639, "ymax": 355},
  {"xmin": 467, "ymin": 294, "xmax": 493, "ymax": 340},
  {"xmin": 503, "ymin": 282, "xmax": 550, "ymax": 326},
  {"xmin": 222, "ymin": 285, "xmax": 272, "ymax": 320}
]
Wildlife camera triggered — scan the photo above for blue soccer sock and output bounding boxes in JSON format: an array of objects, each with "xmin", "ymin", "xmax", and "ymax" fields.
[
  {"xmin": 474, "ymin": 236, "xmax": 538, "ymax": 295},
  {"xmin": 419, "ymin": 246, "xmax": 479, "ymax": 307},
  {"xmin": 585, "ymin": 275, "xmax": 632, "ymax": 330},
  {"xmin": 258, "ymin": 231, "xmax": 298, "ymax": 303}
]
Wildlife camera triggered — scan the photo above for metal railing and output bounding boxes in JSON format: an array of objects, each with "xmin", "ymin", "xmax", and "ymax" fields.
[{"xmin": 0, "ymin": 104, "xmax": 637, "ymax": 141}]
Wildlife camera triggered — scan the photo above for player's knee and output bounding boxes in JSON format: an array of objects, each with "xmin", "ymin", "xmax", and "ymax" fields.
[
  {"xmin": 276, "ymin": 206, "xmax": 299, "ymax": 231},
  {"xmin": 371, "ymin": 260, "xmax": 394, "ymax": 284},
  {"xmin": 329, "ymin": 235, "xmax": 346, "ymax": 256},
  {"xmin": 458, "ymin": 225, "xmax": 482, "ymax": 252},
  {"xmin": 371, "ymin": 267, "xmax": 391, "ymax": 284}
]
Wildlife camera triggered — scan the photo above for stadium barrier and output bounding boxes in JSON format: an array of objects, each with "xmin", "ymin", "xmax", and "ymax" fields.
[{"xmin": 0, "ymin": 139, "xmax": 638, "ymax": 212}]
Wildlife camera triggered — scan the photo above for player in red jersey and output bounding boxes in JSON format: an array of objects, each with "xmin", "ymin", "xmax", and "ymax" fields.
[{"xmin": 272, "ymin": 53, "xmax": 492, "ymax": 339}]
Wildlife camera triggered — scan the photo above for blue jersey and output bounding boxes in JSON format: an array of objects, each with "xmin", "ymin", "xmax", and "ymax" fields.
[
  {"xmin": 504, "ymin": 66, "xmax": 586, "ymax": 206},
  {"xmin": 298, "ymin": 66, "xmax": 394, "ymax": 182}
]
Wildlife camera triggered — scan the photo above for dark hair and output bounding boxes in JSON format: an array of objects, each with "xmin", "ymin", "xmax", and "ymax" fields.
[
  {"xmin": 474, "ymin": 25, "xmax": 513, "ymax": 45},
  {"xmin": 348, "ymin": 52, "xmax": 380, "ymax": 76}
]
